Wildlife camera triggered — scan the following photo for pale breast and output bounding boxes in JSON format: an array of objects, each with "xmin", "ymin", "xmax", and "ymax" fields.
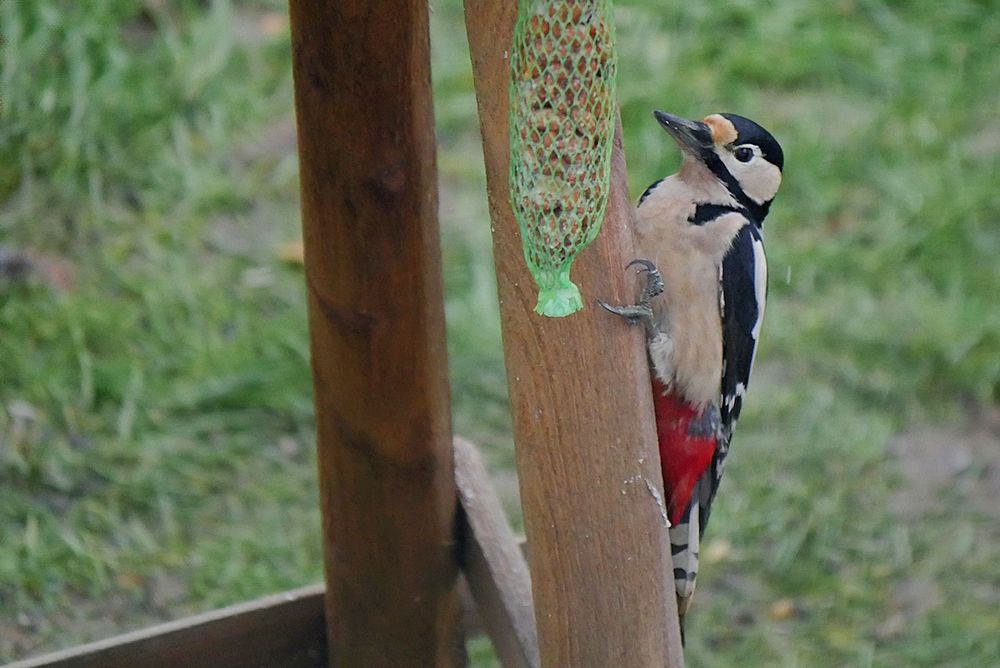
[{"xmin": 637, "ymin": 183, "xmax": 748, "ymax": 409}]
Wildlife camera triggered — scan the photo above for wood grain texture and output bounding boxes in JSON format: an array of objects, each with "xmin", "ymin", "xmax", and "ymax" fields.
[
  {"xmin": 287, "ymin": 2, "xmax": 463, "ymax": 665},
  {"xmin": 6, "ymin": 585, "xmax": 328, "ymax": 668},
  {"xmin": 7, "ymin": 562, "xmax": 490, "ymax": 668},
  {"xmin": 8, "ymin": 545, "xmax": 509, "ymax": 668},
  {"xmin": 463, "ymin": 2, "xmax": 687, "ymax": 666},
  {"xmin": 455, "ymin": 437, "xmax": 540, "ymax": 668}
]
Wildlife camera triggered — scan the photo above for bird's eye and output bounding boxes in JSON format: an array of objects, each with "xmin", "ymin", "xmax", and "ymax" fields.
[{"xmin": 734, "ymin": 146, "xmax": 754, "ymax": 162}]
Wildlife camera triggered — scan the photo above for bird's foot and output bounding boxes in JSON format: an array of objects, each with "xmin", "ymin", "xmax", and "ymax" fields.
[
  {"xmin": 688, "ymin": 404, "xmax": 721, "ymax": 439},
  {"xmin": 599, "ymin": 259, "xmax": 664, "ymax": 334}
]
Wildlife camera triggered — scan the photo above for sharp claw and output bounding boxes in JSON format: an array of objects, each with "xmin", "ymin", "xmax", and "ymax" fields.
[
  {"xmin": 626, "ymin": 258, "xmax": 657, "ymax": 274},
  {"xmin": 599, "ymin": 300, "xmax": 652, "ymax": 326},
  {"xmin": 601, "ymin": 258, "xmax": 663, "ymax": 332},
  {"xmin": 599, "ymin": 300, "xmax": 637, "ymax": 319},
  {"xmin": 598, "ymin": 299, "xmax": 619, "ymax": 315}
]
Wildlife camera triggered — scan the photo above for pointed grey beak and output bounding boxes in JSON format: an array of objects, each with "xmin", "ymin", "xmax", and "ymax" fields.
[{"xmin": 654, "ymin": 110, "xmax": 713, "ymax": 154}]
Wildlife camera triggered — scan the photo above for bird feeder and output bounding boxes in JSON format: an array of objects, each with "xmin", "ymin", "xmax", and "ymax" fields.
[{"xmin": 509, "ymin": 0, "xmax": 618, "ymax": 317}]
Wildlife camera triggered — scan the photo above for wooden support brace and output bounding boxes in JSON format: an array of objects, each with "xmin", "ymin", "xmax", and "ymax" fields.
[
  {"xmin": 464, "ymin": 1, "xmax": 687, "ymax": 665},
  {"xmin": 8, "ymin": 436, "xmax": 534, "ymax": 668},
  {"xmin": 455, "ymin": 437, "xmax": 540, "ymax": 668},
  {"xmin": 4, "ymin": 585, "xmax": 329, "ymax": 668}
]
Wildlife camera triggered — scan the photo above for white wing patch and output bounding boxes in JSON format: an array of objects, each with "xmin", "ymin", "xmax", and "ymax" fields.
[
  {"xmin": 746, "ymin": 234, "xmax": 768, "ymax": 386},
  {"xmin": 750, "ymin": 235, "xmax": 767, "ymax": 340},
  {"xmin": 718, "ymin": 263, "xmax": 725, "ymax": 315},
  {"xmin": 726, "ymin": 382, "xmax": 746, "ymax": 413}
]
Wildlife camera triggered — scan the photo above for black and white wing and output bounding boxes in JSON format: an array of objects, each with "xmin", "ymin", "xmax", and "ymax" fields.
[
  {"xmin": 691, "ymin": 222, "xmax": 767, "ymax": 537},
  {"xmin": 720, "ymin": 223, "xmax": 767, "ymax": 432}
]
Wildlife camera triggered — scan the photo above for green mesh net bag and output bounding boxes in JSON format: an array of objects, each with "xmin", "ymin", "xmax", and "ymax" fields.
[{"xmin": 509, "ymin": 0, "xmax": 617, "ymax": 317}]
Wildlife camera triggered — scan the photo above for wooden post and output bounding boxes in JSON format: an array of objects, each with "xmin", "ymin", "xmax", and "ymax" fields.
[
  {"xmin": 288, "ymin": 2, "xmax": 463, "ymax": 666},
  {"xmin": 464, "ymin": 2, "xmax": 687, "ymax": 666}
]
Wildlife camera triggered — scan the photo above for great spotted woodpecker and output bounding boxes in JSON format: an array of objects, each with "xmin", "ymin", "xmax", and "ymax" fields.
[{"xmin": 601, "ymin": 110, "xmax": 783, "ymax": 627}]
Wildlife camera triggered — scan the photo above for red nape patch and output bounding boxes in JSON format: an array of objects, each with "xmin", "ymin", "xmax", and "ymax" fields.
[{"xmin": 651, "ymin": 379, "xmax": 718, "ymax": 525}]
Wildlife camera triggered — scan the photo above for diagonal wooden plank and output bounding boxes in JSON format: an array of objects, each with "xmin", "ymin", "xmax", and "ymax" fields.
[
  {"xmin": 5, "ymin": 585, "xmax": 328, "ymax": 668},
  {"xmin": 10, "ymin": 433, "xmax": 532, "ymax": 668},
  {"xmin": 455, "ymin": 437, "xmax": 540, "ymax": 668}
]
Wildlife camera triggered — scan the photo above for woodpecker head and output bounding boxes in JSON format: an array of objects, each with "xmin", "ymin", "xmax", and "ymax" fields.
[{"xmin": 654, "ymin": 110, "xmax": 783, "ymax": 220}]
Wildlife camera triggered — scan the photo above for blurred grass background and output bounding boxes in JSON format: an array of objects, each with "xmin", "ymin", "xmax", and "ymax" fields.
[{"xmin": 1, "ymin": 0, "xmax": 998, "ymax": 665}]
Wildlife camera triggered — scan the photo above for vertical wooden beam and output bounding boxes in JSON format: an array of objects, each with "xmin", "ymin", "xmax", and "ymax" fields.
[
  {"xmin": 288, "ymin": 2, "xmax": 463, "ymax": 666},
  {"xmin": 464, "ymin": 2, "xmax": 686, "ymax": 666}
]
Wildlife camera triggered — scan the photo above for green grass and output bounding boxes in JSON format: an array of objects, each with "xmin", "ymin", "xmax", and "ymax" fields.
[{"xmin": 2, "ymin": 0, "xmax": 999, "ymax": 664}]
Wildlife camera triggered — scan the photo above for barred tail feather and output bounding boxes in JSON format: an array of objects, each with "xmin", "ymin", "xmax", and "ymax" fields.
[{"xmin": 670, "ymin": 498, "xmax": 701, "ymax": 622}]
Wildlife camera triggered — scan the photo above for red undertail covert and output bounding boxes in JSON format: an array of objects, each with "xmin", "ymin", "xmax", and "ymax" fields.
[{"xmin": 652, "ymin": 378, "xmax": 717, "ymax": 525}]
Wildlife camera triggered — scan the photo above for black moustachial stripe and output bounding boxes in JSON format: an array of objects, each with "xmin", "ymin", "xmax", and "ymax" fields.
[
  {"xmin": 687, "ymin": 203, "xmax": 744, "ymax": 226},
  {"xmin": 697, "ymin": 149, "xmax": 771, "ymax": 224}
]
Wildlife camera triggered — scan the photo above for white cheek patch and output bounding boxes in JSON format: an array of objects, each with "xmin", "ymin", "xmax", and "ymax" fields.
[
  {"xmin": 719, "ymin": 153, "xmax": 783, "ymax": 205},
  {"xmin": 741, "ymin": 162, "xmax": 782, "ymax": 204}
]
